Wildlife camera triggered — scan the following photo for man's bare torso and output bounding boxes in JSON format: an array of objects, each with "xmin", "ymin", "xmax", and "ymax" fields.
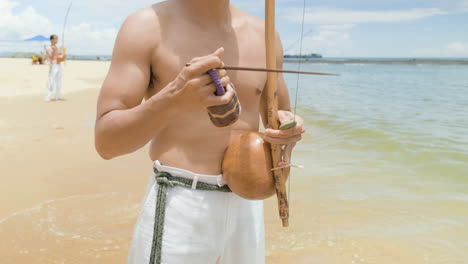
[
  {"xmin": 46, "ymin": 46, "xmax": 59, "ymax": 64},
  {"xmin": 145, "ymin": 2, "xmax": 267, "ymax": 174}
]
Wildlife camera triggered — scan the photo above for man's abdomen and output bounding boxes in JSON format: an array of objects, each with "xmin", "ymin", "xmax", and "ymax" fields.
[{"xmin": 149, "ymin": 114, "xmax": 259, "ymax": 175}]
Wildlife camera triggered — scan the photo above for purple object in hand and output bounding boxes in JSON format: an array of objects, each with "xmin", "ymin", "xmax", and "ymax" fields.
[
  {"xmin": 205, "ymin": 69, "xmax": 241, "ymax": 127},
  {"xmin": 208, "ymin": 69, "xmax": 226, "ymax": 96}
]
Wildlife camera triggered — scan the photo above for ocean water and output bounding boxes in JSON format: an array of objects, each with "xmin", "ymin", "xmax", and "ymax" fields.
[{"xmin": 274, "ymin": 62, "xmax": 468, "ymax": 263}]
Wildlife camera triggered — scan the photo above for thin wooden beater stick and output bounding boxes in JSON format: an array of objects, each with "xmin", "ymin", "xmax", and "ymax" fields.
[{"xmin": 185, "ymin": 63, "xmax": 339, "ymax": 76}]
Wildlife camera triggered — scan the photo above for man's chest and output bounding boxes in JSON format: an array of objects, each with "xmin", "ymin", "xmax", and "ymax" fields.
[{"xmin": 150, "ymin": 27, "xmax": 268, "ymax": 103}]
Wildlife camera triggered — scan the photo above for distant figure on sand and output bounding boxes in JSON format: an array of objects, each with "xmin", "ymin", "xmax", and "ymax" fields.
[{"xmin": 45, "ymin": 34, "xmax": 65, "ymax": 101}]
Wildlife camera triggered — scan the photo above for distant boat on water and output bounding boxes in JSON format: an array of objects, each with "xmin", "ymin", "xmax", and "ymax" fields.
[{"xmin": 284, "ymin": 53, "xmax": 323, "ymax": 61}]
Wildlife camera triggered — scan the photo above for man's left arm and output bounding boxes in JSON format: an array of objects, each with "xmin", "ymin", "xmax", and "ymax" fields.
[{"xmin": 260, "ymin": 32, "xmax": 306, "ymax": 167}]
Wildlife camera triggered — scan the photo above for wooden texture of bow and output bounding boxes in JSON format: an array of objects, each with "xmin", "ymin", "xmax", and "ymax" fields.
[{"xmin": 265, "ymin": 0, "xmax": 290, "ymax": 227}]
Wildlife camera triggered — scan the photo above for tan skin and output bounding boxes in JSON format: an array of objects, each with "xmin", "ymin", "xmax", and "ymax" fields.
[
  {"xmin": 95, "ymin": 0, "xmax": 305, "ymax": 175},
  {"xmin": 46, "ymin": 36, "xmax": 65, "ymax": 64}
]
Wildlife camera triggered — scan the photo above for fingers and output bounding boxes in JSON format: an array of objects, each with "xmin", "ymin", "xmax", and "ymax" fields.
[
  {"xmin": 190, "ymin": 47, "xmax": 224, "ymax": 62},
  {"xmin": 262, "ymin": 133, "xmax": 302, "ymax": 145},
  {"xmin": 182, "ymin": 57, "xmax": 223, "ymax": 80},
  {"xmin": 278, "ymin": 110, "xmax": 294, "ymax": 123},
  {"xmin": 204, "ymin": 83, "xmax": 236, "ymax": 107},
  {"xmin": 265, "ymin": 125, "xmax": 305, "ymax": 139},
  {"xmin": 218, "ymin": 74, "xmax": 230, "ymax": 88},
  {"xmin": 216, "ymin": 69, "xmax": 227, "ymax": 78},
  {"xmin": 194, "ymin": 70, "xmax": 229, "ymax": 86},
  {"xmin": 205, "ymin": 76, "xmax": 230, "ymax": 93},
  {"xmin": 265, "ymin": 110, "xmax": 306, "ymax": 138},
  {"xmin": 179, "ymin": 48, "xmax": 226, "ymax": 88},
  {"xmin": 279, "ymin": 142, "xmax": 296, "ymax": 167},
  {"xmin": 188, "ymin": 47, "xmax": 225, "ymax": 66},
  {"xmin": 291, "ymin": 114, "xmax": 305, "ymax": 129},
  {"xmin": 212, "ymin": 47, "xmax": 225, "ymax": 58},
  {"xmin": 190, "ymin": 74, "xmax": 230, "ymax": 96},
  {"xmin": 193, "ymin": 74, "xmax": 216, "ymax": 87}
]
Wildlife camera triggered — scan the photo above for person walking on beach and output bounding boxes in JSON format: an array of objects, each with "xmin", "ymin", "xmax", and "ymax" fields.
[
  {"xmin": 95, "ymin": 1, "xmax": 305, "ymax": 263},
  {"xmin": 45, "ymin": 34, "xmax": 65, "ymax": 101}
]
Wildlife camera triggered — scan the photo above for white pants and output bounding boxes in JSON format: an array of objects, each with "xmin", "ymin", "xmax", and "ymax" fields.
[
  {"xmin": 45, "ymin": 64, "xmax": 62, "ymax": 101},
  {"xmin": 127, "ymin": 161, "xmax": 265, "ymax": 264}
]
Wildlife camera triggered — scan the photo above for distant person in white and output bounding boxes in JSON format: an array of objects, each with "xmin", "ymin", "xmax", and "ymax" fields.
[{"xmin": 45, "ymin": 34, "xmax": 65, "ymax": 101}]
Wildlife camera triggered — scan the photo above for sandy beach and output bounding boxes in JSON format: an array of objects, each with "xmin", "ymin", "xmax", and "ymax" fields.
[{"xmin": 1, "ymin": 58, "xmax": 467, "ymax": 264}]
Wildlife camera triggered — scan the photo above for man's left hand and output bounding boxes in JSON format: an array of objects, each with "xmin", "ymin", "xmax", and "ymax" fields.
[{"xmin": 262, "ymin": 110, "xmax": 306, "ymax": 167}]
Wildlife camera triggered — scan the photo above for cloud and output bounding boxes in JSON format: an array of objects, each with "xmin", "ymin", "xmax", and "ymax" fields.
[
  {"xmin": 283, "ymin": 7, "xmax": 447, "ymax": 25},
  {"xmin": 447, "ymin": 41, "xmax": 468, "ymax": 53},
  {"xmin": 0, "ymin": 0, "xmax": 118, "ymax": 55},
  {"xmin": 2, "ymin": 0, "xmax": 468, "ymax": 57},
  {"xmin": 283, "ymin": 22, "xmax": 355, "ymax": 56},
  {"xmin": 285, "ymin": 24, "xmax": 353, "ymax": 56},
  {"xmin": 0, "ymin": 0, "xmax": 52, "ymax": 40},
  {"xmin": 26, "ymin": 0, "xmax": 262, "ymax": 25},
  {"xmin": 412, "ymin": 41, "xmax": 468, "ymax": 57},
  {"xmin": 438, "ymin": 0, "xmax": 468, "ymax": 12},
  {"xmin": 0, "ymin": 0, "xmax": 263, "ymax": 55},
  {"xmin": 66, "ymin": 23, "xmax": 118, "ymax": 55},
  {"xmin": 280, "ymin": 5, "xmax": 460, "ymax": 56}
]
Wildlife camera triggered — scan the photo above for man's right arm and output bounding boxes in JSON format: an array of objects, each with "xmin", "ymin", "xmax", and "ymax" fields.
[
  {"xmin": 94, "ymin": 9, "xmax": 174, "ymax": 160},
  {"xmin": 95, "ymin": 9, "xmax": 234, "ymax": 160},
  {"xmin": 46, "ymin": 47, "xmax": 52, "ymax": 62}
]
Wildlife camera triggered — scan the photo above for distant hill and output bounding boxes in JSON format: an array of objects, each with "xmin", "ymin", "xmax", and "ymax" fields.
[
  {"xmin": 284, "ymin": 53, "xmax": 323, "ymax": 61},
  {"xmin": 9, "ymin": 52, "xmax": 42, "ymax": 58}
]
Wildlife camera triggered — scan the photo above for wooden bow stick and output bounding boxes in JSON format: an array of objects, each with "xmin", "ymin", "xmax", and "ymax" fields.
[{"xmin": 265, "ymin": 0, "xmax": 290, "ymax": 227}]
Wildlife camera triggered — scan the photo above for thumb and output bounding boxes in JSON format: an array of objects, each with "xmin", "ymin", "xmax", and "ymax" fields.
[
  {"xmin": 213, "ymin": 47, "xmax": 225, "ymax": 58},
  {"xmin": 278, "ymin": 110, "xmax": 294, "ymax": 123}
]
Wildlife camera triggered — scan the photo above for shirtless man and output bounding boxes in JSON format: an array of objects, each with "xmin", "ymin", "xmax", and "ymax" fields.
[
  {"xmin": 95, "ymin": 1, "xmax": 305, "ymax": 263},
  {"xmin": 45, "ymin": 35, "xmax": 65, "ymax": 101}
]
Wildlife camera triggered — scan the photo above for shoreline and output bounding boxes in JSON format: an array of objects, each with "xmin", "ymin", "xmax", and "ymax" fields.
[
  {"xmin": 2, "ymin": 55, "xmax": 468, "ymax": 65},
  {"xmin": 284, "ymin": 58, "xmax": 468, "ymax": 65}
]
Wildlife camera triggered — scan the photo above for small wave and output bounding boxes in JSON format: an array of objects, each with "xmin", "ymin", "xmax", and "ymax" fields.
[
  {"xmin": 0, "ymin": 192, "xmax": 117, "ymax": 225},
  {"xmin": 0, "ymin": 192, "xmax": 141, "ymax": 263}
]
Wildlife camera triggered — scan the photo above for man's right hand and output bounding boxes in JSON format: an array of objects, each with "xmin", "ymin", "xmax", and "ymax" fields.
[{"xmin": 169, "ymin": 47, "xmax": 236, "ymax": 109}]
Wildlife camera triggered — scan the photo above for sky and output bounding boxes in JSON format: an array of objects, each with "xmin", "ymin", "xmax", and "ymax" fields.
[{"xmin": 0, "ymin": 0, "xmax": 467, "ymax": 57}]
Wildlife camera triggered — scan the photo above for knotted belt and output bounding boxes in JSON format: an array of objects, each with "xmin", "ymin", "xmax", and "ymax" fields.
[{"xmin": 149, "ymin": 167, "xmax": 232, "ymax": 264}]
